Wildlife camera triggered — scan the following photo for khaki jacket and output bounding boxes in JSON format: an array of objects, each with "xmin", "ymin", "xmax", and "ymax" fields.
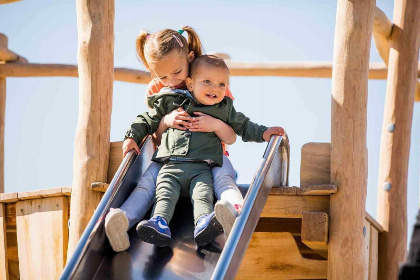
[{"xmin": 125, "ymin": 88, "xmax": 267, "ymax": 167}]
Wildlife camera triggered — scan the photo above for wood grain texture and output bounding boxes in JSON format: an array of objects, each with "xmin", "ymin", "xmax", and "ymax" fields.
[
  {"xmin": 301, "ymin": 212, "xmax": 329, "ymax": 259},
  {"xmin": 329, "ymin": 0, "xmax": 374, "ymax": 279},
  {"xmin": 237, "ymin": 232, "xmax": 327, "ymax": 279},
  {"xmin": 16, "ymin": 197, "xmax": 69, "ymax": 280},
  {"xmin": 377, "ymin": 1, "xmax": 420, "ymax": 279},
  {"xmin": 68, "ymin": 0, "xmax": 115, "ymax": 257},
  {"xmin": 107, "ymin": 141, "xmax": 123, "ymax": 183},
  {"xmin": 369, "ymin": 226, "xmax": 379, "ymax": 280},
  {"xmin": 0, "ymin": 204, "xmax": 9, "ymax": 280},
  {"xmin": 301, "ymin": 143, "xmax": 331, "ymax": 188},
  {"xmin": 261, "ymin": 195, "xmax": 330, "ymax": 218}
]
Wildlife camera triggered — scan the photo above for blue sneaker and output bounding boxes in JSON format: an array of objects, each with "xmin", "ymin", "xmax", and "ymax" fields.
[
  {"xmin": 194, "ymin": 212, "xmax": 223, "ymax": 246},
  {"xmin": 136, "ymin": 216, "xmax": 172, "ymax": 247}
]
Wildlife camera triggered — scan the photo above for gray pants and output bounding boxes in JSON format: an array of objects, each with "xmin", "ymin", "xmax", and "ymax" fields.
[{"xmin": 152, "ymin": 161, "xmax": 214, "ymax": 224}]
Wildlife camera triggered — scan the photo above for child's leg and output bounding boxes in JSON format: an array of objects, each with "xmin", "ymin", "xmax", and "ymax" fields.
[
  {"xmin": 212, "ymin": 155, "xmax": 244, "ymax": 238},
  {"xmin": 190, "ymin": 165, "xmax": 223, "ymax": 246},
  {"xmin": 105, "ymin": 162, "xmax": 162, "ymax": 252},
  {"xmin": 136, "ymin": 163, "xmax": 183, "ymax": 247},
  {"xmin": 121, "ymin": 162, "xmax": 162, "ymax": 229},
  {"xmin": 212, "ymin": 155, "xmax": 243, "ymax": 206}
]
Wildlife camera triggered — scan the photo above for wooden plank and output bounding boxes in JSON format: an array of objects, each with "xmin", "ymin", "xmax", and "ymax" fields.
[
  {"xmin": 365, "ymin": 212, "xmax": 383, "ymax": 233},
  {"xmin": 237, "ymin": 232, "xmax": 327, "ymax": 279},
  {"xmin": 369, "ymin": 226, "xmax": 379, "ymax": 280},
  {"xmin": 61, "ymin": 186, "xmax": 71, "ymax": 196},
  {"xmin": 377, "ymin": 2, "xmax": 420, "ymax": 279},
  {"xmin": 0, "ymin": 193, "xmax": 18, "ymax": 203},
  {"xmin": 270, "ymin": 186, "xmax": 298, "ymax": 195},
  {"xmin": 18, "ymin": 187, "xmax": 68, "ymax": 200},
  {"xmin": 298, "ymin": 184, "xmax": 337, "ymax": 196},
  {"xmin": 16, "ymin": 196, "xmax": 69, "ymax": 279},
  {"xmin": 255, "ymin": 218, "xmax": 302, "ymax": 236},
  {"xmin": 91, "ymin": 182, "xmax": 109, "ymax": 193},
  {"xmin": 261, "ymin": 195, "xmax": 330, "ymax": 218},
  {"xmin": 107, "ymin": 141, "xmax": 123, "ymax": 183},
  {"xmin": 301, "ymin": 212, "xmax": 328, "ymax": 258},
  {"xmin": 0, "ymin": 203, "xmax": 8, "ymax": 280},
  {"xmin": 363, "ymin": 219, "xmax": 371, "ymax": 280},
  {"xmin": 300, "ymin": 143, "xmax": 331, "ymax": 188},
  {"xmin": 5, "ymin": 203, "xmax": 15, "ymax": 230}
]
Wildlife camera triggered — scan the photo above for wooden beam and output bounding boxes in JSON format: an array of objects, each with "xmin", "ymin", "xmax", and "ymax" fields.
[
  {"xmin": 0, "ymin": 63, "xmax": 151, "ymax": 84},
  {"xmin": 0, "ymin": 34, "xmax": 6, "ymax": 193},
  {"xmin": 0, "ymin": 203, "xmax": 9, "ymax": 280},
  {"xmin": 377, "ymin": 1, "xmax": 420, "ymax": 279},
  {"xmin": 300, "ymin": 142, "xmax": 331, "ymax": 188},
  {"xmin": 301, "ymin": 212, "xmax": 328, "ymax": 258},
  {"xmin": 373, "ymin": 6, "xmax": 420, "ymax": 102},
  {"xmin": 369, "ymin": 226, "xmax": 379, "ymax": 280},
  {"xmin": 67, "ymin": 0, "xmax": 115, "ymax": 258},
  {"xmin": 261, "ymin": 195, "xmax": 330, "ymax": 218},
  {"xmin": 329, "ymin": 0, "xmax": 374, "ymax": 279},
  {"xmin": 2, "ymin": 61, "xmax": 420, "ymax": 81},
  {"xmin": 91, "ymin": 182, "xmax": 109, "ymax": 193}
]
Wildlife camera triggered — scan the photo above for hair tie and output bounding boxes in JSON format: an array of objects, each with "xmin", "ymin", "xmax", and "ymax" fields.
[
  {"xmin": 172, "ymin": 35, "xmax": 184, "ymax": 48},
  {"xmin": 178, "ymin": 30, "xmax": 184, "ymax": 35}
]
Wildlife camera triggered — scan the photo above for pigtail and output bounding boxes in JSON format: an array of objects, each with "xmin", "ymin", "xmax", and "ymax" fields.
[
  {"xmin": 181, "ymin": 26, "xmax": 203, "ymax": 57},
  {"xmin": 136, "ymin": 30, "xmax": 150, "ymax": 70}
]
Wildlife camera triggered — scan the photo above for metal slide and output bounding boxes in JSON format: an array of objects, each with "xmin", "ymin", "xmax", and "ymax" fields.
[{"xmin": 61, "ymin": 135, "xmax": 289, "ymax": 280}]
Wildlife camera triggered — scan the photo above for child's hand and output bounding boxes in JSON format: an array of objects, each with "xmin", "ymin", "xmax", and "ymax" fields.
[
  {"xmin": 263, "ymin": 126, "xmax": 285, "ymax": 142},
  {"xmin": 188, "ymin": 112, "xmax": 220, "ymax": 132},
  {"xmin": 122, "ymin": 138, "xmax": 140, "ymax": 157},
  {"xmin": 163, "ymin": 107, "xmax": 193, "ymax": 131}
]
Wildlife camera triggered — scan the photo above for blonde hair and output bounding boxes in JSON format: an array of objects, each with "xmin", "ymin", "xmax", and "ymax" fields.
[
  {"xmin": 136, "ymin": 26, "xmax": 203, "ymax": 70},
  {"xmin": 189, "ymin": 55, "xmax": 229, "ymax": 78}
]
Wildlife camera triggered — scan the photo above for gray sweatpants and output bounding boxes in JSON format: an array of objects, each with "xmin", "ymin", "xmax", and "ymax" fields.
[{"xmin": 152, "ymin": 161, "xmax": 214, "ymax": 224}]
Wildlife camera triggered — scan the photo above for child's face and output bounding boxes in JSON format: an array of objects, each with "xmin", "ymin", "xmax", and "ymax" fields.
[
  {"xmin": 147, "ymin": 50, "xmax": 194, "ymax": 89},
  {"xmin": 186, "ymin": 65, "xmax": 229, "ymax": 106}
]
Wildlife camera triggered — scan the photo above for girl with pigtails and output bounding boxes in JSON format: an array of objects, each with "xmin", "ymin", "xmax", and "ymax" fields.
[{"xmin": 105, "ymin": 26, "xmax": 245, "ymax": 251}]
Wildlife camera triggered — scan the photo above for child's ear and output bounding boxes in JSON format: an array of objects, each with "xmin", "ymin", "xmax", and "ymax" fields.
[
  {"xmin": 188, "ymin": 51, "xmax": 195, "ymax": 62},
  {"xmin": 186, "ymin": 77, "xmax": 193, "ymax": 91}
]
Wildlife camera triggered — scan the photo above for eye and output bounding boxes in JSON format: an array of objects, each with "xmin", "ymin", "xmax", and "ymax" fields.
[
  {"xmin": 219, "ymin": 83, "xmax": 226, "ymax": 87},
  {"xmin": 174, "ymin": 70, "xmax": 181, "ymax": 74},
  {"xmin": 203, "ymin": 80, "xmax": 211, "ymax": 84},
  {"xmin": 159, "ymin": 76, "xmax": 167, "ymax": 80}
]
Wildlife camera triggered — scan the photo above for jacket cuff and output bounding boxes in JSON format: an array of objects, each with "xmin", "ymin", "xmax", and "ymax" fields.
[
  {"xmin": 124, "ymin": 129, "xmax": 142, "ymax": 144},
  {"xmin": 256, "ymin": 125, "xmax": 268, "ymax": 142}
]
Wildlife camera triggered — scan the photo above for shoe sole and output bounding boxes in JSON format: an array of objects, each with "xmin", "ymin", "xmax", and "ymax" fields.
[
  {"xmin": 105, "ymin": 210, "xmax": 130, "ymax": 252},
  {"xmin": 136, "ymin": 224, "xmax": 172, "ymax": 247},
  {"xmin": 215, "ymin": 201, "xmax": 237, "ymax": 238},
  {"xmin": 194, "ymin": 215, "xmax": 224, "ymax": 247}
]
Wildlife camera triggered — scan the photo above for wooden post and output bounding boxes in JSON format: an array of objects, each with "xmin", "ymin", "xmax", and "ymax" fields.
[
  {"xmin": 328, "ymin": 0, "xmax": 374, "ymax": 279},
  {"xmin": 0, "ymin": 34, "xmax": 7, "ymax": 194},
  {"xmin": 67, "ymin": 0, "xmax": 114, "ymax": 257},
  {"xmin": 373, "ymin": 6, "xmax": 420, "ymax": 102},
  {"xmin": 377, "ymin": 1, "xmax": 420, "ymax": 279}
]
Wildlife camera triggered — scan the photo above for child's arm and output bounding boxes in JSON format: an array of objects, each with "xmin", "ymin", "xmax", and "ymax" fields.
[
  {"xmin": 227, "ymin": 101, "xmax": 284, "ymax": 143},
  {"xmin": 152, "ymin": 107, "xmax": 194, "ymax": 146},
  {"xmin": 189, "ymin": 112, "xmax": 237, "ymax": 145}
]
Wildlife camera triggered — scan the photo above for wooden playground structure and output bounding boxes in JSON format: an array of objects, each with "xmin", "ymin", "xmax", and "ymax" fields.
[{"xmin": 0, "ymin": 0, "xmax": 420, "ymax": 279}]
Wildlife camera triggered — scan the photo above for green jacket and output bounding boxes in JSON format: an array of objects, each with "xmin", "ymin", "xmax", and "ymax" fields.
[{"xmin": 125, "ymin": 88, "xmax": 268, "ymax": 167}]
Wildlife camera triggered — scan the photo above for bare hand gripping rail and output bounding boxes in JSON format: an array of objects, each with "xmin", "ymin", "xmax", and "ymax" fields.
[{"xmin": 211, "ymin": 134, "xmax": 289, "ymax": 280}]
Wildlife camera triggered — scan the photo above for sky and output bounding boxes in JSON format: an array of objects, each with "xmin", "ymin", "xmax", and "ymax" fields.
[{"xmin": 1, "ymin": 0, "xmax": 419, "ymax": 240}]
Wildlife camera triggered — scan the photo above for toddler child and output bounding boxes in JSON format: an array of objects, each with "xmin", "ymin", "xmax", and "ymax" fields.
[{"xmin": 133, "ymin": 55, "xmax": 284, "ymax": 247}]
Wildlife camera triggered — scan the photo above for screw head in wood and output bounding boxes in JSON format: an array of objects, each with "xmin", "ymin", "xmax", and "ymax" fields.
[
  {"xmin": 384, "ymin": 182, "xmax": 392, "ymax": 192},
  {"xmin": 387, "ymin": 124, "xmax": 396, "ymax": 133}
]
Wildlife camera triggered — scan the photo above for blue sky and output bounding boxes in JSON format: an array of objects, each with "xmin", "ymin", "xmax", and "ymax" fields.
[{"xmin": 1, "ymin": 0, "xmax": 419, "ymax": 239}]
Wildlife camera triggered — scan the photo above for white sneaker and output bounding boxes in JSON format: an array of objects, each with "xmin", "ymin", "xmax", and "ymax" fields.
[
  {"xmin": 215, "ymin": 200, "xmax": 238, "ymax": 238},
  {"xmin": 105, "ymin": 208, "xmax": 130, "ymax": 252}
]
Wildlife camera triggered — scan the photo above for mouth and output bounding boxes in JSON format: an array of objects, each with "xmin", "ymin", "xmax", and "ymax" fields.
[{"xmin": 205, "ymin": 93, "xmax": 218, "ymax": 98}]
